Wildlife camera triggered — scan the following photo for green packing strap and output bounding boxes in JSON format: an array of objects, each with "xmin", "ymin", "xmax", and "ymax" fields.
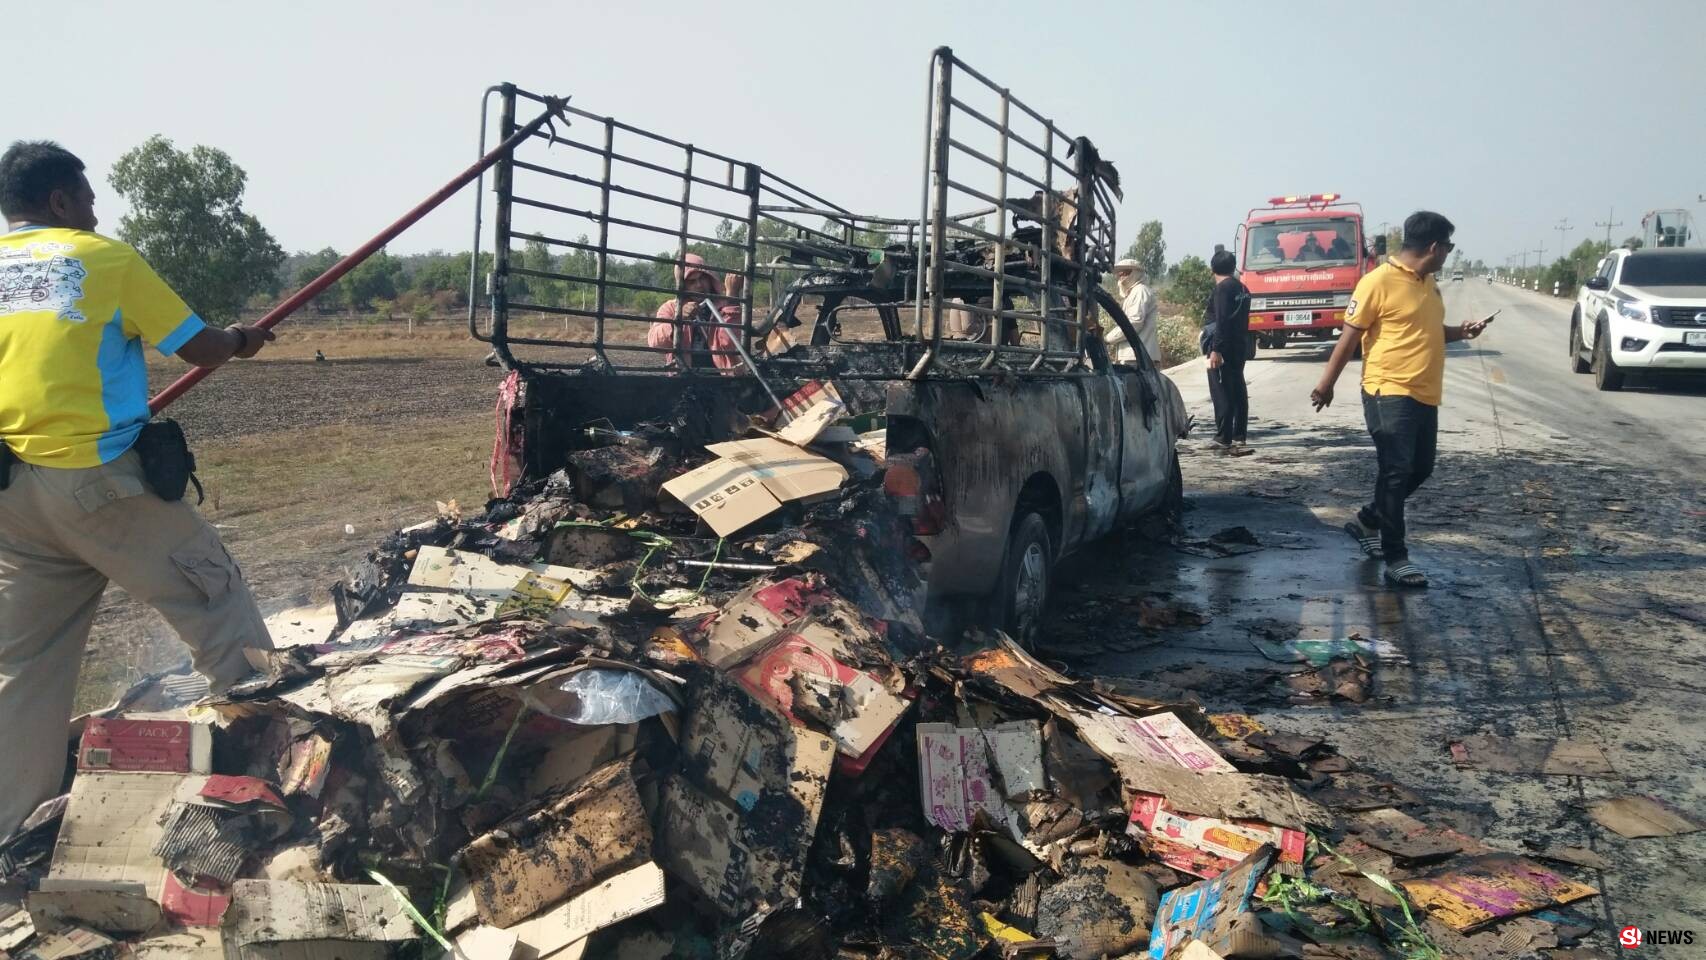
[
  {"xmin": 476, "ymin": 705, "xmax": 530, "ymax": 801},
  {"xmin": 431, "ymin": 861, "xmax": 455, "ymax": 942},
  {"xmin": 631, "ymin": 536, "xmax": 724, "ymax": 606},
  {"xmin": 1307, "ymin": 831, "xmax": 1443, "ymax": 960},
  {"xmin": 368, "ymin": 867, "xmax": 456, "ymax": 953},
  {"xmin": 1258, "ymin": 871, "xmax": 1375, "ymax": 943},
  {"xmin": 551, "ymin": 520, "xmax": 724, "ymax": 606}
]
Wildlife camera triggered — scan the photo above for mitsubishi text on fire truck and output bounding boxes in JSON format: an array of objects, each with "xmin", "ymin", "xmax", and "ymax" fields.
[{"xmin": 1237, "ymin": 194, "xmax": 1378, "ymax": 354}]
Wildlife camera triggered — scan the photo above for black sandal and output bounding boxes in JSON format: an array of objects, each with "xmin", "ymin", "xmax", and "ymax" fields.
[{"xmin": 1384, "ymin": 561, "xmax": 1428, "ymax": 589}]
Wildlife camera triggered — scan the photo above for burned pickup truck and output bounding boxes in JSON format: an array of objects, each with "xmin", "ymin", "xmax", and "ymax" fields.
[{"xmin": 468, "ymin": 48, "xmax": 1187, "ymax": 644}]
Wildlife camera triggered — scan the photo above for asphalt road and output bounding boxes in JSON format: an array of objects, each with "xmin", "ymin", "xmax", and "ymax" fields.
[
  {"xmin": 1235, "ymin": 279, "xmax": 1706, "ymax": 475},
  {"xmin": 1046, "ymin": 278, "xmax": 1706, "ymax": 955}
]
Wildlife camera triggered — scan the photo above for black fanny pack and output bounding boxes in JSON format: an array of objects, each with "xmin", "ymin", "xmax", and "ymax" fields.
[{"xmin": 134, "ymin": 419, "xmax": 204, "ymax": 504}]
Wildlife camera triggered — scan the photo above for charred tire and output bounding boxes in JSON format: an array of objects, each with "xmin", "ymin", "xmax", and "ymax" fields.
[
  {"xmin": 1569, "ymin": 310, "xmax": 1591, "ymax": 374},
  {"xmin": 1161, "ymin": 455, "xmax": 1184, "ymax": 526},
  {"xmin": 995, "ymin": 512, "xmax": 1052, "ymax": 651},
  {"xmin": 1246, "ymin": 332, "xmax": 1260, "ymax": 357},
  {"xmin": 1592, "ymin": 321, "xmax": 1624, "ymax": 392}
]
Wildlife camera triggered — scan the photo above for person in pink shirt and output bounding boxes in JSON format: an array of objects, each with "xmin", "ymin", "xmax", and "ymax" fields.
[{"xmin": 648, "ymin": 253, "xmax": 743, "ymax": 370}]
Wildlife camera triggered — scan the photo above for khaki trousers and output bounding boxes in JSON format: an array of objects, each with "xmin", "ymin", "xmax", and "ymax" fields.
[{"xmin": 0, "ymin": 450, "xmax": 271, "ymax": 839}]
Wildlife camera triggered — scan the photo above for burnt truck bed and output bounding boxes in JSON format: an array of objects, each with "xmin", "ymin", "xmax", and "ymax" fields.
[{"xmin": 504, "ymin": 347, "xmax": 1185, "ymax": 641}]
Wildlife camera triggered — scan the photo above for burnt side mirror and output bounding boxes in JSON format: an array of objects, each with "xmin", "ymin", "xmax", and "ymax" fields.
[
  {"xmin": 1373, "ymin": 236, "xmax": 1388, "ymax": 256},
  {"xmin": 1585, "ymin": 276, "xmax": 1610, "ymax": 291}
]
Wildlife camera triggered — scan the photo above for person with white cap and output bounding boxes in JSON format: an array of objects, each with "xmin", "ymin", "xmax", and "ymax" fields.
[{"xmin": 1105, "ymin": 258, "xmax": 1158, "ymax": 364}]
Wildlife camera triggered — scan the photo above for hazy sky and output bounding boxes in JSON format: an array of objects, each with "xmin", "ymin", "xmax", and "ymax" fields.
[{"xmin": 17, "ymin": 1, "xmax": 1705, "ymax": 272}]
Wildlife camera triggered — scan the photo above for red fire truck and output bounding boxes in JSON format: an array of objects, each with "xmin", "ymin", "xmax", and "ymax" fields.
[{"xmin": 1236, "ymin": 194, "xmax": 1379, "ymax": 355}]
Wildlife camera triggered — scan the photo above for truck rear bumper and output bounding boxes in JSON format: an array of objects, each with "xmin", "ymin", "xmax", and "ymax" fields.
[{"xmin": 1249, "ymin": 310, "xmax": 1346, "ymax": 334}]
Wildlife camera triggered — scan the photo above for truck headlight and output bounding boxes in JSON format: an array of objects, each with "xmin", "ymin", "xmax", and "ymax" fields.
[{"xmin": 1615, "ymin": 299, "xmax": 1652, "ymax": 322}]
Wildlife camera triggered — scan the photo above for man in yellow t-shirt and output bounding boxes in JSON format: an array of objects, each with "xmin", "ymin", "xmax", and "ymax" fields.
[
  {"xmin": 1309, "ymin": 211, "xmax": 1490, "ymax": 589},
  {"xmin": 0, "ymin": 141, "xmax": 277, "ymax": 839}
]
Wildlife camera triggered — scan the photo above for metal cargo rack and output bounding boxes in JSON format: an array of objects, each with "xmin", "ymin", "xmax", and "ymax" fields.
[{"xmin": 469, "ymin": 48, "xmax": 1122, "ymax": 381}]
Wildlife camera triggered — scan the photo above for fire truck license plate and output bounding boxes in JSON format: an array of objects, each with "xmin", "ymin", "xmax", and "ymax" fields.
[{"xmin": 1283, "ymin": 311, "xmax": 1315, "ymax": 326}]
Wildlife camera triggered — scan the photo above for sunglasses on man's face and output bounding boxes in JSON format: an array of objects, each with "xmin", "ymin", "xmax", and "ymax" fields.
[{"xmin": 1438, "ymin": 241, "xmax": 1456, "ymax": 253}]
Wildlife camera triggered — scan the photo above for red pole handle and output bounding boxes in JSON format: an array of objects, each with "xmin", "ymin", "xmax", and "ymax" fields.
[{"xmin": 149, "ymin": 96, "xmax": 567, "ymax": 414}]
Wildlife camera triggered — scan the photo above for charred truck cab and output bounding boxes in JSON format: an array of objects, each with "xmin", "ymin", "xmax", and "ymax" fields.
[
  {"xmin": 468, "ymin": 50, "xmax": 1187, "ymax": 647},
  {"xmin": 1238, "ymin": 194, "xmax": 1379, "ymax": 354}
]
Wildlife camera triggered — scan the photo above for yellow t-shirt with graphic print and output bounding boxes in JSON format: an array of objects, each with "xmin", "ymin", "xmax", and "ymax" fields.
[
  {"xmin": 1343, "ymin": 258, "xmax": 1447, "ymax": 406},
  {"xmin": 0, "ymin": 226, "xmax": 206, "ymax": 467}
]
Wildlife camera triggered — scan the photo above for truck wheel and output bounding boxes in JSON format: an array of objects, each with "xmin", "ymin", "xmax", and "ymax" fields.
[
  {"xmin": 995, "ymin": 512, "xmax": 1052, "ymax": 650},
  {"xmin": 1161, "ymin": 456, "xmax": 1184, "ymax": 528},
  {"xmin": 1569, "ymin": 310, "xmax": 1591, "ymax": 374},
  {"xmin": 1592, "ymin": 322, "xmax": 1624, "ymax": 392},
  {"xmin": 1246, "ymin": 333, "xmax": 1260, "ymax": 357}
]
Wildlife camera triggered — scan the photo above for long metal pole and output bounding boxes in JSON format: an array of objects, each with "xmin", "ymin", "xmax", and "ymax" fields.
[
  {"xmin": 908, "ymin": 50, "xmax": 953, "ymax": 380},
  {"xmin": 149, "ymin": 96, "xmax": 568, "ymax": 413},
  {"xmin": 489, "ymin": 90, "xmax": 519, "ymax": 368}
]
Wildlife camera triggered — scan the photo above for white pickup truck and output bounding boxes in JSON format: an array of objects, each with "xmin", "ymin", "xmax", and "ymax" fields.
[{"xmin": 1569, "ymin": 248, "xmax": 1706, "ymax": 391}]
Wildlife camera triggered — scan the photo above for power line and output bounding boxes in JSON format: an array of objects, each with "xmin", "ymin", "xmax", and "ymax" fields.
[{"xmin": 1555, "ymin": 218, "xmax": 1572, "ymax": 255}]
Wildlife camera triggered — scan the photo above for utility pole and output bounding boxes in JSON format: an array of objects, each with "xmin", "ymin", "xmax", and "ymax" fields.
[
  {"xmin": 1594, "ymin": 207, "xmax": 1622, "ymax": 248},
  {"xmin": 1555, "ymin": 219, "xmax": 1572, "ymax": 256}
]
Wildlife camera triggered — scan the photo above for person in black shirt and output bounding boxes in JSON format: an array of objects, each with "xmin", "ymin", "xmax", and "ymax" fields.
[{"xmin": 1203, "ymin": 248, "xmax": 1252, "ymax": 452}]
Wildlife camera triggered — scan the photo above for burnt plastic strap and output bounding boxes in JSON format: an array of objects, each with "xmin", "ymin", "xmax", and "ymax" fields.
[
  {"xmin": 475, "ymin": 705, "xmax": 530, "ymax": 801},
  {"xmin": 367, "ymin": 868, "xmax": 455, "ymax": 953}
]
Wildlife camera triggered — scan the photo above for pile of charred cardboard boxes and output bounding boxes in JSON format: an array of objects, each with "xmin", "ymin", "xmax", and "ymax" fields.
[{"xmin": 0, "ymin": 382, "xmax": 1607, "ymax": 960}]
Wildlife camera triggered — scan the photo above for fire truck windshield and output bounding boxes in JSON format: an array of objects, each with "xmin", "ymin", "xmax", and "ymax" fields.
[{"xmin": 1245, "ymin": 218, "xmax": 1361, "ymax": 270}]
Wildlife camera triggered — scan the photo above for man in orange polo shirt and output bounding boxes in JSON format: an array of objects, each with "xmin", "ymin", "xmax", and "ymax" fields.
[{"xmin": 1309, "ymin": 211, "xmax": 1490, "ymax": 589}]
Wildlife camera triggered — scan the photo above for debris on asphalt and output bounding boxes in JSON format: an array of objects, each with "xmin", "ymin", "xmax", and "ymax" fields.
[
  {"xmin": 1587, "ymin": 795, "xmax": 1705, "ymax": 838},
  {"xmin": 1522, "ymin": 844, "xmax": 1613, "ymax": 871},
  {"xmin": 0, "ymin": 383, "xmax": 1617, "ymax": 959},
  {"xmin": 1250, "ymin": 635, "xmax": 1405, "ymax": 667},
  {"xmin": 1284, "ymin": 656, "xmax": 1374, "ymax": 704},
  {"xmin": 1399, "ymin": 856, "xmax": 1599, "ymax": 931},
  {"xmin": 1448, "ymin": 735, "xmax": 1618, "ymax": 779},
  {"xmin": 1147, "ymin": 845, "xmax": 1286, "ymax": 959},
  {"xmin": 1126, "ymin": 791, "xmax": 1307, "ymax": 879},
  {"xmin": 1176, "ymin": 525, "xmax": 1266, "ymax": 558}
]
